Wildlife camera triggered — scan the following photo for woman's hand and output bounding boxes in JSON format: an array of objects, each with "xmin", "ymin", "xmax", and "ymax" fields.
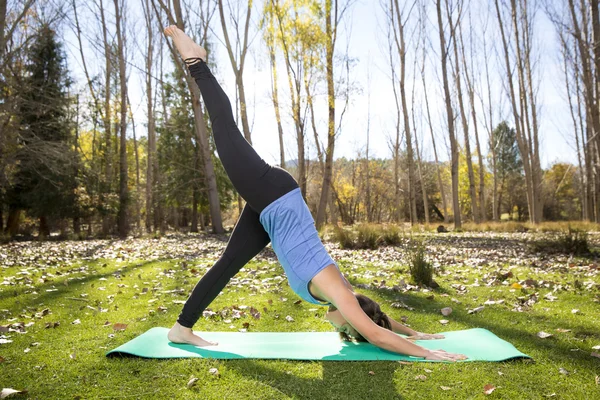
[
  {"xmin": 406, "ymin": 332, "xmax": 445, "ymax": 340},
  {"xmin": 424, "ymin": 349, "xmax": 467, "ymax": 361}
]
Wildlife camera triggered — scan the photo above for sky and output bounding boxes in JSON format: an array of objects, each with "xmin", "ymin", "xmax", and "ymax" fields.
[{"xmin": 62, "ymin": 0, "xmax": 577, "ymax": 169}]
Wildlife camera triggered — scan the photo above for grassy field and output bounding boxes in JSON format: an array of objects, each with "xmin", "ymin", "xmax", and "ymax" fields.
[{"xmin": 1, "ymin": 231, "xmax": 599, "ymax": 399}]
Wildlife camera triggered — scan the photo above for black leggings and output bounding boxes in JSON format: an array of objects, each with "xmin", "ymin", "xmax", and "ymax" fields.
[{"xmin": 177, "ymin": 61, "xmax": 298, "ymax": 328}]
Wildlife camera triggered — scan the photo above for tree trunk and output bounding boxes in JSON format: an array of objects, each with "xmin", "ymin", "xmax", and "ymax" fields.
[
  {"xmin": 448, "ymin": 1, "xmax": 478, "ymax": 223},
  {"xmin": 191, "ymin": 185, "xmax": 199, "ymax": 233},
  {"xmin": 421, "ymin": 42, "xmax": 448, "ymax": 222},
  {"xmin": 142, "ymin": 0, "xmax": 156, "ymax": 233},
  {"xmin": 316, "ymin": 0, "xmax": 339, "ymax": 230},
  {"xmin": 217, "ymin": 0, "xmax": 253, "ymax": 143},
  {"xmin": 459, "ymin": 18, "xmax": 486, "ymax": 222},
  {"xmin": 39, "ymin": 216, "xmax": 50, "ymax": 239},
  {"xmin": 266, "ymin": 18, "xmax": 286, "ymax": 168},
  {"xmin": 387, "ymin": 26, "xmax": 403, "ymax": 222},
  {"xmin": 495, "ymin": 0, "xmax": 535, "ymax": 224},
  {"xmin": 114, "ymin": 0, "xmax": 129, "ymax": 239},
  {"xmin": 6, "ymin": 208, "xmax": 19, "ymax": 237},
  {"xmin": 156, "ymin": 0, "xmax": 225, "ymax": 233},
  {"xmin": 436, "ymin": 0, "xmax": 461, "ymax": 228},
  {"xmin": 99, "ymin": 0, "xmax": 112, "ymax": 236},
  {"xmin": 0, "ymin": 0, "xmax": 6, "ymax": 55},
  {"xmin": 391, "ymin": 0, "xmax": 417, "ymax": 225}
]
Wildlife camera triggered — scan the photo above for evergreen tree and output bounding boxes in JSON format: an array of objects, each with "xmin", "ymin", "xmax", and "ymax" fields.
[
  {"xmin": 7, "ymin": 23, "xmax": 76, "ymax": 237},
  {"xmin": 490, "ymin": 121, "xmax": 525, "ymax": 219}
]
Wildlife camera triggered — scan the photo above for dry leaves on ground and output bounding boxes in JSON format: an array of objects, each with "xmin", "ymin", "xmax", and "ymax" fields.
[
  {"xmin": 483, "ymin": 384, "xmax": 496, "ymax": 395},
  {"xmin": 1, "ymin": 388, "xmax": 27, "ymax": 399},
  {"xmin": 112, "ymin": 323, "xmax": 127, "ymax": 331}
]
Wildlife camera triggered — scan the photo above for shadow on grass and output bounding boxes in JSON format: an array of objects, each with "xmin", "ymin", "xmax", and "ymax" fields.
[
  {"xmin": 0, "ymin": 259, "xmax": 161, "ymax": 304},
  {"xmin": 225, "ymin": 359, "xmax": 403, "ymax": 399}
]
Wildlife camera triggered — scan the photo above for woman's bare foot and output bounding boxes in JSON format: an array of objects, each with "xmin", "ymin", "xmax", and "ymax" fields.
[
  {"xmin": 163, "ymin": 25, "xmax": 207, "ymax": 64},
  {"xmin": 168, "ymin": 322, "xmax": 218, "ymax": 347}
]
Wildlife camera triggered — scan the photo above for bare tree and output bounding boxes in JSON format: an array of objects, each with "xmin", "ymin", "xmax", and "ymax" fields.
[
  {"xmin": 270, "ymin": 0, "xmax": 311, "ymax": 198},
  {"xmin": 262, "ymin": 2, "xmax": 286, "ymax": 167},
  {"xmin": 153, "ymin": 0, "xmax": 224, "ymax": 233},
  {"xmin": 98, "ymin": 0, "xmax": 114, "ymax": 236},
  {"xmin": 316, "ymin": 0, "xmax": 353, "ymax": 229},
  {"xmin": 419, "ymin": 3, "xmax": 447, "ymax": 222},
  {"xmin": 217, "ymin": 0, "xmax": 254, "ymax": 144},
  {"xmin": 448, "ymin": 0, "xmax": 478, "ymax": 223},
  {"xmin": 114, "ymin": 0, "xmax": 129, "ymax": 238},
  {"xmin": 436, "ymin": 0, "xmax": 461, "ymax": 228},
  {"xmin": 495, "ymin": 0, "xmax": 543, "ymax": 223},
  {"xmin": 459, "ymin": 7, "xmax": 486, "ymax": 222},
  {"xmin": 388, "ymin": 0, "xmax": 418, "ymax": 225},
  {"xmin": 141, "ymin": 0, "xmax": 158, "ymax": 232}
]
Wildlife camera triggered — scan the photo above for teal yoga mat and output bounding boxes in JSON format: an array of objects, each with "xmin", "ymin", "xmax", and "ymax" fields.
[{"xmin": 106, "ymin": 328, "xmax": 530, "ymax": 362}]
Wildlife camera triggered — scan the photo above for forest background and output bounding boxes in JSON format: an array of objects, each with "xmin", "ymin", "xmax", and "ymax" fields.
[{"xmin": 0, "ymin": 0, "xmax": 595, "ymax": 239}]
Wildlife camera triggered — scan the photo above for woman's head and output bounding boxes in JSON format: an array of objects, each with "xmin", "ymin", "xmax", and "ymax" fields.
[{"xmin": 326, "ymin": 293, "xmax": 392, "ymax": 342}]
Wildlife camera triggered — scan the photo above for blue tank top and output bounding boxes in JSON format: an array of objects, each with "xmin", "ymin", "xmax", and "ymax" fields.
[{"xmin": 259, "ymin": 188, "xmax": 335, "ymax": 305}]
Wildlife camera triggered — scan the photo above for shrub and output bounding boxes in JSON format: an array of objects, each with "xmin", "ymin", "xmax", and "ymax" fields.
[
  {"xmin": 355, "ymin": 224, "xmax": 381, "ymax": 250},
  {"xmin": 531, "ymin": 227, "xmax": 590, "ymax": 256},
  {"xmin": 381, "ymin": 225, "xmax": 402, "ymax": 245},
  {"xmin": 408, "ymin": 241, "xmax": 433, "ymax": 287},
  {"xmin": 333, "ymin": 226, "xmax": 356, "ymax": 249}
]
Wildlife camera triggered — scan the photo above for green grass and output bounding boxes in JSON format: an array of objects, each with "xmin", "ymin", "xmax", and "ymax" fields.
[{"xmin": 1, "ymin": 233, "xmax": 599, "ymax": 399}]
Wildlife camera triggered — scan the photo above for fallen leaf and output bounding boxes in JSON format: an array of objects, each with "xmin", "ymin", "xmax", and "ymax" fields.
[
  {"xmin": 441, "ymin": 307, "xmax": 452, "ymax": 316},
  {"xmin": 113, "ymin": 323, "xmax": 128, "ymax": 331},
  {"xmin": 424, "ymin": 368, "xmax": 432, "ymax": 373},
  {"xmin": 1, "ymin": 388, "xmax": 27, "ymax": 398},
  {"xmin": 23, "ymin": 348, "xmax": 30, "ymax": 353},
  {"xmin": 591, "ymin": 352, "xmax": 600, "ymax": 359},
  {"xmin": 293, "ymin": 300, "xmax": 302, "ymax": 305},
  {"xmin": 439, "ymin": 320, "xmax": 449, "ymax": 325},
  {"xmin": 468, "ymin": 306, "xmax": 484, "ymax": 314},
  {"xmin": 595, "ymin": 376, "xmax": 599, "ymax": 385},
  {"xmin": 0, "ymin": 339, "xmax": 12, "ymax": 345},
  {"xmin": 285, "ymin": 315, "xmax": 294, "ymax": 322},
  {"xmin": 556, "ymin": 329, "xmax": 571, "ymax": 333},
  {"xmin": 70, "ymin": 353, "xmax": 76, "ymax": 360},
  {"xmin": 559, "ymin": 368, "xmax": 569, "ymax": 375},
  {"xmin": 543, "ymin": 393, "xmax": 556, "ymax": 398},
  {"xmin": 537, "ymin": 331, "xmax": 553, "ymax": 339},
  {"xmin": 415, "ymin": 375, "xmax": 427, "ymax": 381},
  {"xmin": 368, "ymin": 371, "xmax": 375, "ymax": 376},
  {"xmin": 440, "ymin": 386, "xmax": 452, "ymax": 391},
  {"xmin": 571, "ymin": 309, "xmax": 580, "ymax": 314},
  {"xmin": 71, "ymin": 319, "xmax": 81, "ymax": 325},
  {"xmin": 511, "ymin": 282, "xmax": 522, "ymax": 289},
  {"xmin": 187, "ymin": 377, "xmax": 198, "ymax": 388},
  {"xmin": 209, "ymin": 368, "xmax": 219, "ymax": 376},
  {"xmin": 483, "ymin": 384, "xmax": 496, "ymax": 395},
  {"xmin": 44, "ymin": 322, "xmax": 59, "ymax": 329}
]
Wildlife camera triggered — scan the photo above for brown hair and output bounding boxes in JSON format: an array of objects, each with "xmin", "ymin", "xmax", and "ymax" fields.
[{"xmin": 330, "ymin": 293, "xmax": 392, "ymax": 342}]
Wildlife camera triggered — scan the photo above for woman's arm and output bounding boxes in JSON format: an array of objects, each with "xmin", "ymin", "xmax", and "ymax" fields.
[
  {"xmin": 387, "ymin": 316, "xmax": 444, "ymax": 339},
  {"xmin": 312, "ymin": 267, "xmax": 464, "ymax": 360}
]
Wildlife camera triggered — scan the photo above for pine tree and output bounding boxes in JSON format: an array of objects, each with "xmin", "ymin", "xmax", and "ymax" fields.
[{"xmin": 8, "ymin": 23, "xmax": 75, "ymax": 237}]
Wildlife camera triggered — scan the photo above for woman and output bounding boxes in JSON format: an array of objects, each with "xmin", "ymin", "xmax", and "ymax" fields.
[{"xmin": 164, "ymin": 26, "xmax": 466, "ymax": 362}]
